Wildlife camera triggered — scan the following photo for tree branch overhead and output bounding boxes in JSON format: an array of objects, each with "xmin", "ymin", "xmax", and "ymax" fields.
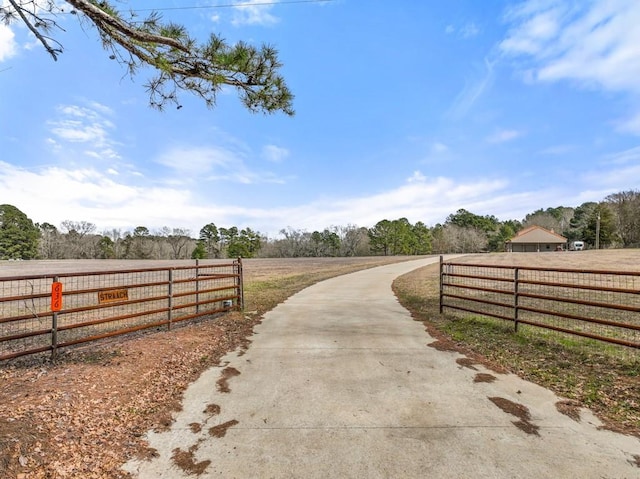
[{"xmin": 1, "ymin": 0, "xmax": 294, "ymax": 114}]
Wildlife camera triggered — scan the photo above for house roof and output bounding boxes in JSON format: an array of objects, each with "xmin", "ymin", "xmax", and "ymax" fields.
[{"xmin": 507, "ymin": 225, "xmax": 567, "ymax": 244}]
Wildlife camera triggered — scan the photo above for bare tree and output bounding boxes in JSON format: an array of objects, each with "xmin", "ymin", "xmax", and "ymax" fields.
[
  {"xmin": 606, "ymin": 190, "xmax": 640, "ymax": 247},
  {"xmin": 59, "ymin": 220, "xmax": 98, "ymax": 258},
  {"xmin": 160, "ymin": 227, "xmax": 192, "ymax": 259}
]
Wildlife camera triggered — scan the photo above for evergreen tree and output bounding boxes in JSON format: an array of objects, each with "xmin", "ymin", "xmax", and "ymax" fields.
[
  {"xmin": 2, "ymin": 0, "xmax": 294, "ymax": 114},
  {"xmin": 191, "ymin": 241, "xmax": 207, "ymax": 260},
  {"xmin": 0, "ymin": 204, "xmax": 40, "ymax": 259}
]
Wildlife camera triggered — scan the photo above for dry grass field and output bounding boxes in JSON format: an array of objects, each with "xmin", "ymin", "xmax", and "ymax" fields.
[
  {"xmin": 0, "ymin": 252, "xmax": 638, "ymax": 478},
  {"xmin": 448, "ymin": 249, "xmax": 640, "ymax": 271}
]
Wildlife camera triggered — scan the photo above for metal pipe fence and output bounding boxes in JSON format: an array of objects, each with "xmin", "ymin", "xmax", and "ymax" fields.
[
  {"xmin": 0, "ymin": 259, "xmax": 243, "ymax": 361},
  {"xmin": 439, "ymin": 257, "xmax": 640, "ymax": 351}
]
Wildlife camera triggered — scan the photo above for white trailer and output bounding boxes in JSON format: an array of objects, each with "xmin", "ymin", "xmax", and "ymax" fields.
[{"xmin": 569, "ymin": 240, "xmax": 584, "ymax": 251}]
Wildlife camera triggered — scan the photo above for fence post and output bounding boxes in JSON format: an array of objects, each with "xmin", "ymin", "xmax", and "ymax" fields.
[
  {"xmin": 236, "ymin": 257, "xmax": 244, "ymax": 311},
  {"xmin": 195, "ymin": 259, "xmax": 200, "ymax": 314},
  {"xmin": 514, "ymin": 267, "xmax": 519, "ymax": 332},
  {"xmin": 168, "ymin": 269, "xmax": 173, "ymax": 331},
  {"xmin": 51, "ymin": 276, "xmax": 59, "ymax": 360},
  {"xmin": 439, "ymin": 255, "xmax": 444, "ymax": 314}
]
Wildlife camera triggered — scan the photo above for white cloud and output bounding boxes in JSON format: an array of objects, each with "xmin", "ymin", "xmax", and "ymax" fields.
[
  {"xmin": 501, "ymin": 1, "xmax": 564, "ymax": 56},
  {"xmin": 431, "ymin": 142, "xmax": 449, "ymax": 153},
  {"xmin": 486, "ymin": 129, "xmax": 522, "ymax": 144},
  {"xmin": 538, "ymin": 144, "xmax": 576, "ymax": 155},
  {"xmin": 500, "ymin": 0, "xmax": 640, "ymax": 94},
  {"xmin": 265, "ymin": 173, "xmax": 512, "ymax": 234},
  {"xmin": 615, "ymin": 112, "xmax": 640, "ymax": 135},
  {"xmin": 155, "ymin": 145, "xmax": 288, "ymax": 185},
  {"xmin": 601, "ymin": 145, "xmax": 640, "ymax": 165},
  {"xmin": 262, "ymin": 144, "xmax": 289, "ymax": 163},
  {"xmin": 448, "ymin": 57, "xmax": 495, "ymax": 119},
  {"xmin": 0, "ymin": 161, "xmax": 219, "ymax": 232},
  {"xmin": 581, "ymin": 163, "xmax": 640, "ymax": 190},
  {"xmin": 232, "ymin": 0, "xmax": 279, "ymax": 26},
  {"xmin": 0, "ymin": 159, "xmax": 623, "ymax": 237},
  {"xmin": 407, "ymin": 171, "xmax": 426, "ymax": 183},
  {"xmin": 460, "ymin": 22, "xmax": 480, "ymax": 38},
  {"xmin": 47, "ymin": 102, "xmax": 121, "ymax": 160},
  {"xmin": 577, "ymin": 146, "xmax": 640, "ymax": 191},
  {"xmin": 445, "ymin": 21, "xmax": 481, "ymax": 39},
  {"xmin": 0, "ymin": 24, "xmax": 17, "ymax": 61}
]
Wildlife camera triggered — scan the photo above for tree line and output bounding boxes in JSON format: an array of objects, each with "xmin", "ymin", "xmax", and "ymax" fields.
[{"xmin": 1, "ymin": 189, "xmax": 639, "ymax": 260}]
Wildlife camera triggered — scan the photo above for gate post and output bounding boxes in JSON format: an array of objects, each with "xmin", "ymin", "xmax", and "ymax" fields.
[
  {"xmin": 168, "ymin": 269, "xmax": 173, "ymax": 330},
  {"xmin": 236, "ymin": 258, "xmax": 244, "ymax": 311},
  {"xmin": 51, "ymin": 276, "xmax": 60, "ymax": 360},
  {"xmin": 514, "ymin": 267, "xmax": 519, "ymax": 332},
  {"xmin": 195, "ymin": 259, "xmax": 200, "ymax": 314},
  {"xmin": 439, "ymin": 255, "xmax": 444, "ymax": 314}
]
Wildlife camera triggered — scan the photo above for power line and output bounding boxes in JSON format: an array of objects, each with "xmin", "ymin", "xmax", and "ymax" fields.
[{"xmin": 128, "ymin": 0, "xmax": 335, "ymax": 13}]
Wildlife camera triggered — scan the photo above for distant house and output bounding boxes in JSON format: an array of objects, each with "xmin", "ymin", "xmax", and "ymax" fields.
[{"xmin": 506, "ymin": 226, "xmax": 567, "ymax": 253}]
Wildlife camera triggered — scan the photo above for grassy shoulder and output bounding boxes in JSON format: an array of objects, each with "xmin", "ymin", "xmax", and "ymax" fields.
[{"xmin": 393, "ymin": 262, "xmax": 640, "ymax": 437}]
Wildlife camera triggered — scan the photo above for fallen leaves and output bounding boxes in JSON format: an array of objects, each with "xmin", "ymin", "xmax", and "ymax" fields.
[{"xmin": 0, "ymin": 312, "xmax": 258, "ymax": 478}]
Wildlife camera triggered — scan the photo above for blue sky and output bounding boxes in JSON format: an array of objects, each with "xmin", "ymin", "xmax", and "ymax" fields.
[{"xmin": 2, "ymin": 0, "xmax": 640, "ymax": 238}]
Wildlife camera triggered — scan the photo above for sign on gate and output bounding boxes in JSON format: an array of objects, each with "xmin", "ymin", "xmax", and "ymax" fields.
[
  {"xmin": 98, "ymin": 289, "xmax": 129, "ymax": 304},
  {"xmin": 51, "ymin": 282, "xmax": 63, "ymax": 311}
]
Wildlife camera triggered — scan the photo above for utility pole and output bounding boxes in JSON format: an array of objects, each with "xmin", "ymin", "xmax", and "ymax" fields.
[{"xmin": 595, "ymin": 212, "xmax": 601, "ymax": 250}]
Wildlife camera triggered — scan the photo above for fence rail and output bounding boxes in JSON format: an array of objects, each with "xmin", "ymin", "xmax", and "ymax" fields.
[
  {"xmin": 439, "ymin": 257, "xmax": 640, "ymax": 350},
  {"xmin": 0, "ymin": 259, "xmax": 243, "ymax": 361}
]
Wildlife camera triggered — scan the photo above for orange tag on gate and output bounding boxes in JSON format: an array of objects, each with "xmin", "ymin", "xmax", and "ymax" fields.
[{"xmin": 51, "ymin": 282, "xmax": 63, "ymax": 312}]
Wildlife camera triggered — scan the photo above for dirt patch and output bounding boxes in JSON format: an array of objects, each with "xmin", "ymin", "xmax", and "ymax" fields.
[
  {"xmin": 427, "ymin": 339, "xmax": 459, "ymax": 352},
  {"xmin": 189, "ymin": 423, "xmax": 203, "ymax": 433},
  {"xmin": 0, "ymin": 312, "xmax": 256, "ymax": 478},
  {"xmin": 216, "ymin": 367, "xmax": 241, "ymax": 393},
  {"xmin": 204, "ymin": 404, "xmax": 221, "ymax": 416},
  {"xmin": 209, "ymin": 419, "xmax": 239, "ymax": 438},
  {"xmin": 489, "ymin": 396, "xmax": 540, "ymax": 436},
  {"xmin": 555, "ymin": 400, "xmax": 582, "ymax": 422},
  {"xmin": 474, "ymin": 373, "xmax": 497, "ymax": 383},
  {"xmin": 629, "ymin": 455, "xmax": 640, "ymax": 468},
  {"xmin": 171, "ymin": 445, "xmax": 211, "ymax": 475},
  {"xmin": 457, "ymin": 358, "xmax": 478, "ymax": 370}
]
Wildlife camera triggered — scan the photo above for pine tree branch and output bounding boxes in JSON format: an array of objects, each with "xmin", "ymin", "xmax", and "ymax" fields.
[
  {"xmin": 65, "ymin": 0, "xmax": 190, "ymax": 53},
  {"xmin": 6, "ymin": 0, "xmax": 62, "ymax": 60},
  {"xmin": 4, "ymin": 0, "xmax": 294, "ymax": 115}
]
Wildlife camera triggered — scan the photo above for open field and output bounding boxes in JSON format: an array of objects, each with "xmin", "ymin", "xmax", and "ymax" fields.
[
  {"xmin": 0, "ymin": 256, "xmax": 419, "ymax": 278},
  {"xmin": 448, "ymin": 249, "xmax": 640, "ymax": 271},
  {"xmin": 0, "ymin": 252, "xmax": 638, "ymax": 478}
]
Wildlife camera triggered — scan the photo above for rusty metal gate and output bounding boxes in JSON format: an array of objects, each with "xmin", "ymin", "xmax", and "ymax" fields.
[
  {"xmin": 440, "ymin": 257, "xmax": 640, "ymax": 350},
  {"xmin": 0, "ymin": 259, "xmax": 243, "ymax": 361}
]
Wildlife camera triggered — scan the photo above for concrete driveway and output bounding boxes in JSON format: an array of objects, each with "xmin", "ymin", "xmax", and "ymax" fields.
[{"xmin": 124, "ymin": 257, "xmax": 640, "ymax": 478}]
